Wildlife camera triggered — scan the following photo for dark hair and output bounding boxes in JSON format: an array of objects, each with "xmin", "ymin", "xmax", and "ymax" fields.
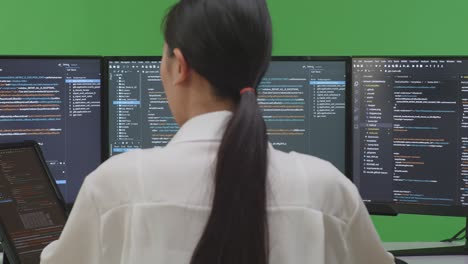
[{"xmin": 163, "ymin": 0, "xmax": 272, "ymax": 263}]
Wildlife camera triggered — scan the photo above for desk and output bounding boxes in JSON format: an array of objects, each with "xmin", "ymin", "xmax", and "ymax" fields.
[
  {"xmin": 384, "ymin": 242, "xmax": 468, "ymax": 264},
  {"xmin": 1, "ymin": 242, "xmax": 467, "ymax": 263}
]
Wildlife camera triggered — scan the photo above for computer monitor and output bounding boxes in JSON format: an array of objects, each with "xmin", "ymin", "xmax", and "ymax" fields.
[
  {"xmin": 0, "ymin": 141, "xmax": 67, "ymax": 264},
  {"xmin": 352, "ymin": 57, "xmax": 468, "ymax": 217},
  {"xmin": 0, "ymin": 57, "xmax": 103, "ymax": 204},
  {"xmin": 105, "ymin": 56, "xmax": 349, "ymax": 173}
]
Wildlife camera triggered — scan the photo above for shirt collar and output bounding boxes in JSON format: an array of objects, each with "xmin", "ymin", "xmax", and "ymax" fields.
[{"xmin": 168, "ymin": 111, "xmax": 233, "ymax": 145}]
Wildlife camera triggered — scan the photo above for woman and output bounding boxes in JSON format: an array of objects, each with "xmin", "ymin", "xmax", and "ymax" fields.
[{"xmin": 41, "ymin": 0, "xmax": 395, "ymax": 263}]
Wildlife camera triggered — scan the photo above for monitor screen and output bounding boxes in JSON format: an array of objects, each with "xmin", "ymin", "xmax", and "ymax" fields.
[
  {"xmin": 352, "ymin": 57, "xmax": 468, "ymax": 214},
  {"xmin": 0, "ymin": 145, "xmax": 66, "ymax": 264},
  {"xmin": 259, "ymin": 59, "xmax": 347, "ymax": 172},
  {"xmin": 0, "ymin": 58, "xmax": 102, "ymax": 204},
  {"xmin": 107, "ymin": 58, "xmax": 178, "ymax": 155},
  {"xmin": 107, "ymin": 57, "xmax": 348, "ymax": 173}
]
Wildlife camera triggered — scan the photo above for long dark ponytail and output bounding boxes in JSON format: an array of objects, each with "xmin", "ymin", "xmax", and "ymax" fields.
[{"xmin": 163, "ymin": 0, "xmax": 272, "ymax": 263}]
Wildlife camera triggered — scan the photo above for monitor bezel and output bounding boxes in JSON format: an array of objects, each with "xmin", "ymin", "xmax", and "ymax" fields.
[
  {"xmin": 0, "ymin": 55, "xmax": 105, "ymax": 207},
  {"xmin": 351, "ymin": 56, "xmax": 468, "ymax": 217}
]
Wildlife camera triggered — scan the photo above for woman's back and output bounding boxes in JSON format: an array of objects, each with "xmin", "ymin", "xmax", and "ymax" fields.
[
  {"xmin": 41, "ymin": 0, "xmax": 394, "ymax": 262},
  {"xmin": 41, "ymin": 111, "xmax": 394, "ymax": 264}
]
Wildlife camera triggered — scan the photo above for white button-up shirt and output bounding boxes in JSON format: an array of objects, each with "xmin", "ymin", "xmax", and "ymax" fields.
[{"xmin": 41, "ymin": 111, "xmax": 395, "ymax": 264}]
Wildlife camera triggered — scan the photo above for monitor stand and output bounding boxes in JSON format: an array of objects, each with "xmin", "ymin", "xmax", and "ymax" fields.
[{"xmin": 390, "ymin": 218, "xmax": 468, "ymax": 257}]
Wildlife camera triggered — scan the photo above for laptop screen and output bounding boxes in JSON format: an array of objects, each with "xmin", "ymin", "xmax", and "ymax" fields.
[{"xmin": 0, "ymin": 145, "xmax": 66, "ymax": 264}]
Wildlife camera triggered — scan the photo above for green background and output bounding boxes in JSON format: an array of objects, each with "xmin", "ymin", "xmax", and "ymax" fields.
[{"xmin": 1, "ymin": 0, "xmax": 467, "ymax": 242}]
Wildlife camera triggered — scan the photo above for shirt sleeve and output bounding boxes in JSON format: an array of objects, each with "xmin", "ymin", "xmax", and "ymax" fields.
[
  {"xmin": 344, "ymin": 191, "xmax": 396, "ymax": 264},
  {"xmin": 40, "ymin": 179, "xmax": 102, "ymax": 264}
]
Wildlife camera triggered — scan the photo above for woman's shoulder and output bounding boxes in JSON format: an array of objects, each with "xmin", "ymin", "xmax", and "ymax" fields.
[
  {"xmin": 81, "ymin": 147, "xmax": 164, "ymax": 211},
  {"xmin": 269, "ymin": 148, "xmax": 361, "ymax": 222},
  {"xmin": 94, "ymin": 148, "xmax": 161, "ymax": 176},
  {"xmin": 270, "ymin": 148, "xmax": 347, "ymax": 187}
]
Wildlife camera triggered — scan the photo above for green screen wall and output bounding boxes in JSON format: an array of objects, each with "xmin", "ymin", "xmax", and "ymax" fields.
[{"xmin": 1, "ymin": 0, "xmax": 468, "ymax": 242}]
